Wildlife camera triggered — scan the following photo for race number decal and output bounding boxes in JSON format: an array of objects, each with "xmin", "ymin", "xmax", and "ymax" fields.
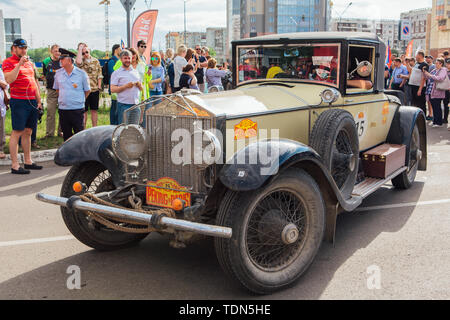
[{"xmin": 355, "ymin": 112, "xmax": 367, "ymax": 139}]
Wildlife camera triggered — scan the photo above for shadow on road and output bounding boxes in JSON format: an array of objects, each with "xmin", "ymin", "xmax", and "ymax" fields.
[{"xmin": 0, "ymin": 181, "xmax": 424, "ymax": 299}]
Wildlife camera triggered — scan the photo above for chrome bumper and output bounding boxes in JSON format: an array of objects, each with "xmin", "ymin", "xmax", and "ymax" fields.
[{"xmin": 36, "ymin": 193, "xmax": 232, "ymax": 239}]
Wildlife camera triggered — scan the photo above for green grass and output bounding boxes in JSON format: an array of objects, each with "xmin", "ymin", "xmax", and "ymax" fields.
[{"xmin": 3, "ymin": 100, "xmax": 111, "ymax": 154}]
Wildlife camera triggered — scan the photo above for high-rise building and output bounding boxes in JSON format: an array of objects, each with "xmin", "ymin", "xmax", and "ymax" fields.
[
  {"xmin": 165, "ymin": 31, "xmax": 207, "ymax": 51},
  {"xmin": 206, "ymin": 27, "xmax": 227, "ymax": 63},
  {"xmin": 331, "ymin": 18, "xmax": 401, "ymax": 51},
  {"xmin": 240, "ymin": 0, "xmax": 330, "ymax": 39},
  {"xmin": 0, "ymin": 10, "xmax": 5, "ymax": 61},
  {"xmin": 226, "ymin": 0, "xmax": 241, "ymax": 61},
  {"xmin": 429, "ymin": 0, "xmax": 450, "ymax": 57},
  {"xmin": 400, "ymin": 8, "xmax": 431, "ymax": 55}
]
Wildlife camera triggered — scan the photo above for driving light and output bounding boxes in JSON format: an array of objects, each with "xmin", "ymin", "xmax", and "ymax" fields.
[{"xmin": 112, "ymin": 124, "xmax": 148, "ymax": 164}]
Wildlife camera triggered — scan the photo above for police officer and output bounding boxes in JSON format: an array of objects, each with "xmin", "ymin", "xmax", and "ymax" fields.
[{"xmin": 53, "ymin": 48, "xmax": 91, "ymax": 141}]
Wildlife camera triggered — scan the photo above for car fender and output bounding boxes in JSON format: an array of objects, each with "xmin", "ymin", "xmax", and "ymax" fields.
[
  {"xmin": 54, "ymin": 126, "xmax": 125, "ymax": 186},
  {"xmin": 386, "ymin": 106, "xmax": 427, "ymax": 171},
  {"xmin": 219, "ymin": 139, "xmax": 361, "ymax": 212}
]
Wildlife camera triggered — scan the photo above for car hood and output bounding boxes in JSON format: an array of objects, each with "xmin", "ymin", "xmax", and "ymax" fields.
[{"xmin": 185, "ymin": 83, "xmax": 328, "ymax": 117}]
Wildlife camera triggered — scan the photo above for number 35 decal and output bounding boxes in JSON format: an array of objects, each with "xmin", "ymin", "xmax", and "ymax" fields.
[{"xmin": 355, "ymin": 112, "xmax": 368, "ymax": 139}]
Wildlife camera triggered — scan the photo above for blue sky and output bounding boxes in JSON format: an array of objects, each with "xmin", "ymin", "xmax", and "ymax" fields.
[{"xmin": 1, "ymin": 0, "xmax": 432, "ymax": 51}]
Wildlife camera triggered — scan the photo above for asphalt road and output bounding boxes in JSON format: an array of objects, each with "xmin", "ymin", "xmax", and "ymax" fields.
[{"xmin": 0, "ymin": 126, "xmax": 449, "ymax": 300}]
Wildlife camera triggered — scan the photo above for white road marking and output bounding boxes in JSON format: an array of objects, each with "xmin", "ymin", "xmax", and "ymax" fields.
[
  {"xmin": 355, "ymin": 199, "xmax": 450, "ymax": 212},
  {"xmin": 1, "ymin": 199, "xmax": 449, "ymax": 247},
  {"xmin": 0, "ymin": 235, "xmax": 75, "ymax": 248}
]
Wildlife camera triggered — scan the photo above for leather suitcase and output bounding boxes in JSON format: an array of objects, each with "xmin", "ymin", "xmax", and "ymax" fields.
[{"xmin": 362, "ymin": 144, "xmax": 406, "ymax": 179}]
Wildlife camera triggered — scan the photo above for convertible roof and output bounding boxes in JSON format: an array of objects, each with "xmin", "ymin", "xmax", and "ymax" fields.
[{"xmin": 234, "ymin": 32, "xmax": 383, "ymax": 44}]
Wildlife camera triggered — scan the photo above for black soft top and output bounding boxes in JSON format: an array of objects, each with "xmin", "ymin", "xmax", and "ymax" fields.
[{"xmin": 234, "ymin": 32, "xmax": 383, "ymax": 45}]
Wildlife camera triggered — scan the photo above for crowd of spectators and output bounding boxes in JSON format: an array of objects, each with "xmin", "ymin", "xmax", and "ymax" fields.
[{"xmin": 0, "ymin": 38, "xmax": 230, "ymax": 173}]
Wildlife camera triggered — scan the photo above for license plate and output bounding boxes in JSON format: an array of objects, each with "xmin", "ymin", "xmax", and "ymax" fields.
[{"xmin": 146, "ymin": 177, "xmax": 191, "ymax": 208}]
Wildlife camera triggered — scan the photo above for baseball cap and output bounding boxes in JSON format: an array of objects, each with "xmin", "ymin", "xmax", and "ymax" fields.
[
  {"xmin": 12, "ymin": 39, "xmax": 28, "ymax": 48},
  {"xmin": 425, "ymin": 55, "xmax": 433, "ymax": 59}
]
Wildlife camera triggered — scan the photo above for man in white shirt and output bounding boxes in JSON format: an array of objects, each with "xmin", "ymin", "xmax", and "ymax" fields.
[
  {"xmin": 173, "ymin": 45, "xmax": 188, "ymax": 92},
  {"xmin": 110, "ymin": 50, "xmax": 142, "ymax": 124}
]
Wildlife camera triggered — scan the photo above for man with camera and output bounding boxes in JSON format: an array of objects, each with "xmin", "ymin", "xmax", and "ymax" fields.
[{"xmin": 2, "ymin": 39, "xmax": 43, "ymax": 174}]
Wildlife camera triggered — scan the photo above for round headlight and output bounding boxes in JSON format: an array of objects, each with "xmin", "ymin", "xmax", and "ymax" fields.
[
  {"xmin": 112, "ymin": 124, "xmax": 147, "ymax": 164},
  {"xmin": 320, "ymin": 88, "xmax": 340, "ymax": 104},
  {"xmin": 191, "ymin": 129, "xmax": 222, "ymax": 167}
]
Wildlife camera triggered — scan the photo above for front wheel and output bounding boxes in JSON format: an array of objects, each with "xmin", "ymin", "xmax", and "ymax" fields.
[
  {"xmin": 60, "ymin": 161, "xmax": 149, "ymax": 251},
  {"xmin": 215, "ymin": 169, "xmax": 325, "ymax": 294}
]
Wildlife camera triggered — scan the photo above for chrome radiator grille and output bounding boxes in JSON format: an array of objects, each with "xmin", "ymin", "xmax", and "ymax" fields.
[{"xmin": 146, "ymin": 114, "xmax": 216, "ymax": 194}]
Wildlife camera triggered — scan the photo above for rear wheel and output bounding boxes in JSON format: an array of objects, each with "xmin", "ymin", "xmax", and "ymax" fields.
[
  {"xmin": 215, "ymin": 169, "xmax": 325, "ymax": 294},
  {"xmin": 392, "ymin": 124, "xmax": 421, "ymax": 189},
  {"xmin": 60, "ymin": 161, "xmax": 149, "ymax": 251}
]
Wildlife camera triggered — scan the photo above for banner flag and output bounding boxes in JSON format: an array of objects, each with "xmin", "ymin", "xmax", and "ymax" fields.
[
  {"xmin": 405, "ymin": 40, "xmax": 414, "ymax": 58},
  {"xmin": 131, "ymin": 10, "xmax": 158, "ymax": 63},
  {"xmin": 385, "ymin": 40, "xmax": 392, "ymax": 68}
]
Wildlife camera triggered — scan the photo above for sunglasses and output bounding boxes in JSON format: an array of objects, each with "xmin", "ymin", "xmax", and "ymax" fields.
[
  {"xmin": 82, "ymin": 51, "xmax": 89, "ymax": 55},
  {"xmin": 195, "ymin": 48, "xmax": 201, "ymax": 51},
  {"xmin": 151, "ymin": 57, "xmax": 159, "ymax": 61},
  {"xmin": 140, "ymin": 46, "xmax": 147, "ymax": 48}
]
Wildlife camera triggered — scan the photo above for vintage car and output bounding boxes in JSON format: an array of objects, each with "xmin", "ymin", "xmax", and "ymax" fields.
[{"xmin": 37, "ymin": 32, "xmax": 427, "ymax": 294}]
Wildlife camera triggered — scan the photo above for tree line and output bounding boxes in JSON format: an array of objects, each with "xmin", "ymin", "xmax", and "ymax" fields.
[{"xmin": 5, "ymin": 48, "xmax": 108, "ymax": 62}]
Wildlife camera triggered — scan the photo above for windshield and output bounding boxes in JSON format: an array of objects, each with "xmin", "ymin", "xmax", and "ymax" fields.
[{"xmin": 237, "ymin": 43, "xmax": 340, "ymax": 87}]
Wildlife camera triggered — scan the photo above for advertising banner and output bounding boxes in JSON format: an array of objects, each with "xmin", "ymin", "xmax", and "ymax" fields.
[
  {"xmin": 405, "ymin": 40, "xmax": 414, "ymax": 58},
  {"xmin": 131, "ymin": 10, "xmax": 158, "ymax": 63}
]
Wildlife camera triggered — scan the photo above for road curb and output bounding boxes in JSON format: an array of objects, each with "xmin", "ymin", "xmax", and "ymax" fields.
[{"xmin": 0, "ymin": 149, "xmax": 57, "ymax": 167}]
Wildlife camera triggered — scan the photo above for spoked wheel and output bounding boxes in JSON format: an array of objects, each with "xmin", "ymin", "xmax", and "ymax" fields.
[
  {"xmin": 246, "ymin": 191, "xmax": 308, "ymax": 272},
  {"xmin": 331, "ymin": 130, "xmax": 358, "ymax": 190},
  {"xmin": 392, "ymin": 123, "xmax": 421, "ymax": 189},
  {"xmin": 215, "ymin": 169, "xmax": 325, "ymax": 294},
  {"xmin": 60, "ymin": 161, "xmax": 149, "ymax": 251},
  {"xmin": 310, "ymin": 109, "xmax": 359, "ymax": 199}
]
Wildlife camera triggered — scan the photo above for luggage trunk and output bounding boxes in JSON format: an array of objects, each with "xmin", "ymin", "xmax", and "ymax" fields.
[{"xmin": 362, "ymin": 144, "xmax": 406, "ymax": 179}]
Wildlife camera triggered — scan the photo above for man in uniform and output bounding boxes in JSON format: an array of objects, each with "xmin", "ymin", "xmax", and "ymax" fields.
[{"xmin": 53, "ymin": 48, "xmax": 91, "ymax": 141}]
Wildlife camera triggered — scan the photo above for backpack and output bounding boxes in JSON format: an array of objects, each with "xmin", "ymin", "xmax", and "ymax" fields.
[{"xmin": 102, "ymin": 59, "xmax": 110, "ymax": 85}]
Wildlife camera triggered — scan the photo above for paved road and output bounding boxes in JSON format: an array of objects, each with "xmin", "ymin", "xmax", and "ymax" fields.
[{"xmin": 0, "ymin": 127, "xmax": 449, "ymax": 300}]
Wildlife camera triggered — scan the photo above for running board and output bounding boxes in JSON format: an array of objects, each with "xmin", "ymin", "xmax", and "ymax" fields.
[{"xmin": 352, "ymin": 166, "xmax": 407, "ymax": 199}]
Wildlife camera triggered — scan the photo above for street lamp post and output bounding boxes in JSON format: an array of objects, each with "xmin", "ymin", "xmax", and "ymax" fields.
[
  {"xmin": 119, "ymin": 0, "xmax": 137, "ymax": 47},
  {"xmin": 337, "ymin": 2, "xmax": 353, "ymax": 32}
]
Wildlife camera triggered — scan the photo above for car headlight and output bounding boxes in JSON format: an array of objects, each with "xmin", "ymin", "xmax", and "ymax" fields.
[
  {"xmin": 320, "ymin": 88, "xmax": 340, "ymax": 104},
  {"xmin": 191, "ymin": 128, "xmax": 223, "ymax": 168},
  {"xmin": 112, "ymin": 124, "xmax": 147, "ymax": 164}
]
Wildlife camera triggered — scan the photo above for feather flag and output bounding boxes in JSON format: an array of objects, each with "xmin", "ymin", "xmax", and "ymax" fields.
[
  {"xmin": 405, "ymin": 40, "xmax": 414, "ymax": 58},
  {"xmin": 385, "ymin": 40, "xmax": 392, "ymax": 69}
]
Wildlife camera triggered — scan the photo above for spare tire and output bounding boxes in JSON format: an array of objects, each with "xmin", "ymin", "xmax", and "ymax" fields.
[{"xmin": 309, "ymin": 109, "xmax": 359, "ymax": 199}]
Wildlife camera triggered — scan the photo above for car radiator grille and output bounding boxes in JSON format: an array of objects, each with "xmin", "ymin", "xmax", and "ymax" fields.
[{"xmin": 146, "ymin": 114, "xmax": 215, "ymax": 194}]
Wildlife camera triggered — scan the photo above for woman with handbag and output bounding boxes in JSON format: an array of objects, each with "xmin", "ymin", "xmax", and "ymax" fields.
[{"xmin": 424, "ymin": 58, "xmax": 449, "ymax": 127}]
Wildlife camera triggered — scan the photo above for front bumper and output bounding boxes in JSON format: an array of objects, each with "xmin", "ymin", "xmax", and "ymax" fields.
[{"xmin": 36, "ymin": 193, "xmax": 232, "ymax": 239}]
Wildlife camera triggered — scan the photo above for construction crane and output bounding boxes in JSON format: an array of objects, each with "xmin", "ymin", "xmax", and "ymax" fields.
[{"xmin": 99, "ymin": 0, "xmax": 111, "ymax": 58}]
